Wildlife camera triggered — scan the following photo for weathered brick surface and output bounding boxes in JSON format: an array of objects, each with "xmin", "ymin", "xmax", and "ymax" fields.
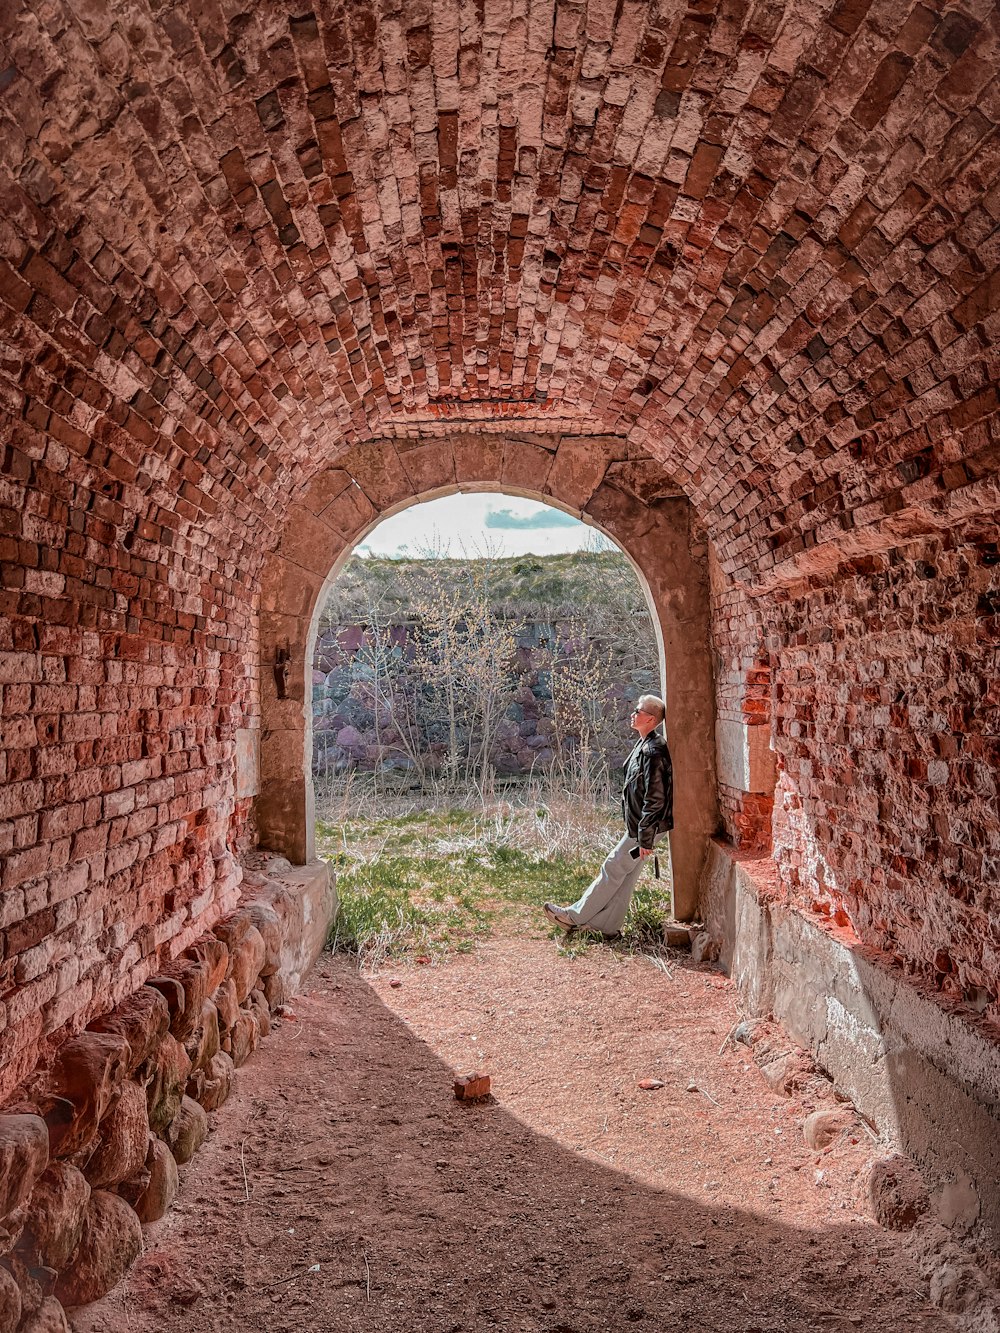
[
  {"xmin": 0, "ymin": 409, "xmax": 252, "ymax": 1099},
  {"xmin": 710, "ymin": 555, "xmax": 775, "ymax": 853},
  {"xmin": 767, "ymin": 523, "xmax": 1000, "ymax": 1011},
  {"xmin": 714, "ymin": 515, "xmax": 1000, "ymax": 1014},
  {"xmin": 0, "ymin": 2, "xmax": 997, "ymax": 1085}
]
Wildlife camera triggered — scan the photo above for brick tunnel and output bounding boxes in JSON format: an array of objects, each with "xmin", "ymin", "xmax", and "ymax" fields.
[{"xmin": 0, "ymin": 0, "xmax": 998, "ymax": 1324}]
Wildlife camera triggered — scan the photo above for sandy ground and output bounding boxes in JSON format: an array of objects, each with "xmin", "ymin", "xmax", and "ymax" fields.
[{"xmin": 74, "ymin": 918, "xmax": 958, "ymax": 1332}]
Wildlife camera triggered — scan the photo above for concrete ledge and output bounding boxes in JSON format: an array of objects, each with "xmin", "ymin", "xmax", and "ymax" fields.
[
  {"xmin": 700, "ymin": 839, "xmax": 1000, "ymax": 1250},
  {"xmin": 243, "ymin": 860, "xmax": 336, "ymax": 998},
  {"xmin": 715, "ymin": 718, "xmax": 776, "ymax": 793}
]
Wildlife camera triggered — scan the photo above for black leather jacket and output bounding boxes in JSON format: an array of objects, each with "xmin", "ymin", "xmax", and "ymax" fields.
[{"xmin": 622, "ymin": 732, "xmax": 674, "ymax": 849}]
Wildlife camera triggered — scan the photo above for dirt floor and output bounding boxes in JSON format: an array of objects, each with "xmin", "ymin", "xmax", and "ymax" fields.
[{"xmin": 75, "ymin": 913, "xmax": 960, "ymax": 1332}]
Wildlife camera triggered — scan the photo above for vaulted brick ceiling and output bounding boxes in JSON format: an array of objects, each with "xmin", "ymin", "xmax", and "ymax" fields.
[{"xmin": 1, "ymin": 1, "xmax": 997, "ymax": 585}]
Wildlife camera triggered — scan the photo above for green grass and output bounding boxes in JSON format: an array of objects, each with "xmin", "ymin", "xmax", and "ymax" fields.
[
  {"xmin": 318, "ymin": 800, "xmax": 673, "ymax": 968},
  {"xmin": 327, "ymin": 851, "xmax": 493, "ymax": 962}
]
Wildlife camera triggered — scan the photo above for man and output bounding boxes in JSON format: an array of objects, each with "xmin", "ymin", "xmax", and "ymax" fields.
[{"xmin": 544, "ymin": 694, "xmax": 673, "ymax": 938}]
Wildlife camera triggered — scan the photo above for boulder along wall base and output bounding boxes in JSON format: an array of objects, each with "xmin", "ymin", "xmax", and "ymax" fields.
[{"xmin": 0, "ymin": 863, "xmax": 333, "ymax": 1327}]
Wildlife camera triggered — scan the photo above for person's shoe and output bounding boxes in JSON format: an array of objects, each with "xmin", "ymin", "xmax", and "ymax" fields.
[{"xmin": 543, "ymin": 902, "xmax": 575, "ymax": 929}]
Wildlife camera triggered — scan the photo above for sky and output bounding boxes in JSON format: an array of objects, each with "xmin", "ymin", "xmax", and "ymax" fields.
[{"xmin": 356, "ymin": 493, "xmax": 605, "ymax": 558}]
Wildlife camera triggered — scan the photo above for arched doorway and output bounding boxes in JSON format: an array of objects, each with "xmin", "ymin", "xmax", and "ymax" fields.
[{"xmin": 256, "ymin": 434, "xmax": 718, "ymax": 919}]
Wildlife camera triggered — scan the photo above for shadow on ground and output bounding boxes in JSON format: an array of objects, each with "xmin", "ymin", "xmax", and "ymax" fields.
[{"xmin": 73, "ymin": 951, "xmax": 948, "ymax": 1333}]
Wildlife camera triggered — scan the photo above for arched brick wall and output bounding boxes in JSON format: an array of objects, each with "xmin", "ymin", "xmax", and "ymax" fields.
[
  {"xmin": 257, "ymin": 433, "xmax": 718, "ymax": 921},
  {"xmin": 0, "ymin": 0, "xmax": 997, "ymax": 1262}
]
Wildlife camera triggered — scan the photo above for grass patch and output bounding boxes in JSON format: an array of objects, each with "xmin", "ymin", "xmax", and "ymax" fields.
[
  {"xmin": 319, "ymin": 797, "xmax": 674, "ymax": 968},
  {"xmin": 328, "ymin": 852, "xmax": 493, "ymax": 966},
  {"xmin": 623, "ymin": 880, "xmax": 673, "ymax": 942},
  {"xmin": 551, "ymin": 881, "xmax": 674, "ymax": 960}
]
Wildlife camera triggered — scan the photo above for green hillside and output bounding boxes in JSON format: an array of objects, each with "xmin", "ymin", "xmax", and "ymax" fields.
[{"xmin": 320, "ymin": 549, "xmax": 652, "ymax": 625}]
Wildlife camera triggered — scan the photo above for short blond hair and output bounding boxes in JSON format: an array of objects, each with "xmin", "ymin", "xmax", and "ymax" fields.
[{"xmin": 636, "ymin": 694, "xmax": 665, "ymax": 725}]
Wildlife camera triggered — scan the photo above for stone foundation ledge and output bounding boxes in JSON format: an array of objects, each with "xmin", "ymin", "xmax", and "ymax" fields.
[
  {"xmin": 0, "ymin": 860, "xmax": 334, "ymax": 1330},
  {"xmin": 699, "ymin": 838, "xmax": 1000, "ymax": 1253}
]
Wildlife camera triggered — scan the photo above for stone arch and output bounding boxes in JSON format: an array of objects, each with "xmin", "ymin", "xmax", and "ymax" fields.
[{"xmin": 257, "ymin": 433, "xmax": 718, "ymax": 920}]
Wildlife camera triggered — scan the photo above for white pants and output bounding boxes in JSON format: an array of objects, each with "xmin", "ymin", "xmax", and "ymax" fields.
[{"xmin": 562, "ymin": 831, "xmax": 664, "ymax": 935}]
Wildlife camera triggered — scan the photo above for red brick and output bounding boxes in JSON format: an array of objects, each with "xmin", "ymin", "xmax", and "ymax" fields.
[{"xmin": 454, "ymin": 1072, "xmax": 492, "ymax": 1102}]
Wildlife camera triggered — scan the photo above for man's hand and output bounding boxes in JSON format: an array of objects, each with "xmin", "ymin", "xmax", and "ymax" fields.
[{"xmin": 639, "ymin": 846, "xmax": 654, "ymax": 859}]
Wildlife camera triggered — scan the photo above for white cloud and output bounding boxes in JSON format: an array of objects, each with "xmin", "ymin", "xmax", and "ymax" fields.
[{"xmin": 356, "ymin": 494, "xmax": 599, "ymax": 558}]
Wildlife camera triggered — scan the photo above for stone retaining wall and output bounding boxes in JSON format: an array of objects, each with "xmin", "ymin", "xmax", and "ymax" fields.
[{"xmin": 0, "ymin": 862, "xmax": 333, "ymax": 1330}]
